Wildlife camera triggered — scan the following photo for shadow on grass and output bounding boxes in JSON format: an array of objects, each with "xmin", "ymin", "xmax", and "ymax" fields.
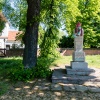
[{"xmin": 0, "ymin": 82, "xmax": 9, "ymax": 96}]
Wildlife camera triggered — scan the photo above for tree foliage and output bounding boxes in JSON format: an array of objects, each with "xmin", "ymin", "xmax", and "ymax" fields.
[
  {"xmin": 59, "ymin": 35, "xmax": 74, "ymax": 48},
  {"xmin": 2, "ymin": 0, "xmax": 100, "ymax": 49},
  {"xmin": 78, "ymin": 0, "xmax": 100, "ymax": 48},
  {"xmin": 0, "ymin": 12, "xmax": 6, "ymax": 33},
  {"xmin": 0, "ymin": 0, "xmax": 7, "ymax": 33},
  {"xmin": 2, "ymin": 0, "xmax": 27, "ymax": 31},
  {"xmin": 40, "ymin": 0, "xmax": 63, "ymax": 57},
  {"xmin": 0, "ymin": 0, "xmax": 100, "ymax": 52},
  {"xmin": 59, "ymin": 0, "xmax": 100, "ymax": 48}
]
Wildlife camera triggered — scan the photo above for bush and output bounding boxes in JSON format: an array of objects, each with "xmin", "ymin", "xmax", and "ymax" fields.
[
  {"xmin": 9, "ymin": 68, "xmax": 34, "ymax": 81},
  {"xmin": 33, "ymin": 57, "xmax": 53, "ymax": 78},
  {"xmin": 8, "ymin": 57, "xmax": 53, "ymax": 81}
]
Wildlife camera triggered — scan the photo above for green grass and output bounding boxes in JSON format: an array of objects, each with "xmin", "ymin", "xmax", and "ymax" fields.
[
  {"xmin": 86, "ymin": 55, "xmax": 100, "ymax": 68},
  {"xmin": 0, "ymin": 82, "xmax": 9, "ymax": 96},
  {"xmin": 51, "ymin": 55, "xmax": 100, "ymax": 68},
  {"xmin": 0, "ymin": 57, "xmax": 23, "ymax": 95},
  {"xmin": 0, "ymin": 57, "xmax": 23, "ymax": 79},
  {"xmin": 51, "ymin": 56, "xmax": 71, "ymax": 67}
]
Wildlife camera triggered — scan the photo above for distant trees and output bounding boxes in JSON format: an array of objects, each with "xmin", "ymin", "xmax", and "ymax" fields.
[
  {"xmin": 79, "ymin": 0, "xmax": 100, "ymax": 48},
  {"xmin": 59, "ymin": 35, "xmax": 74, "ymax": 48}
]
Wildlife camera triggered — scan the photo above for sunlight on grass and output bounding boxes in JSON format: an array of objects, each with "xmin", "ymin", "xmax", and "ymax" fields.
[
  {"xmin": 51, "ymin": 56, "xmax": 71, "ymax": 67},
  {"xmin": 86, "ymin": 55, "xmax": 100, "ymax": 68},
  {"xmin": 51, "ymin": 55, "xmax": 100, "ymax": 68}
]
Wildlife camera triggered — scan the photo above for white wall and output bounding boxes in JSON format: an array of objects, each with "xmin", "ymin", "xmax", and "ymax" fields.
[
  {"xmin": 0, "ymin": 23, "xmax": 9, "ymax": 48},
  {"xmin": 0, "ymin": 39, "xmax": 7, "ymax": 48},
  {"xmin": 1, "ymin": 23, "xmax": 9, "ymax": 37},
  {"xmin": 6, "ymin": 41, "xmax": 24, "ymax": 49}
]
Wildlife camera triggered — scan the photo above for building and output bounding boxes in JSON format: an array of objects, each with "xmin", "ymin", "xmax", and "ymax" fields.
[
  {"xmin": 0, "ymin": 23, "xmax": 9, "ymax": 48},
  {"xmin": 6, "ymin": 30, "xmax": 24, "ymax": 50},
  {"xmin": 0, "ymin": 23, "xmax": 24, "ymax": 50}
]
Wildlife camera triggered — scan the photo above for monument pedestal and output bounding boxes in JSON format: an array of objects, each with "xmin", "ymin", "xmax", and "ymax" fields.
[
  {"xmin": 66, "ymin": 36, "xmax": 92, "ymax": 75},
  {"xmin": 71, "ymin": 61, "xmax": 88, "ymax": 70},
  {"xmin": 66, "ymin": 66, "xmax": 93, "ymax": 76}
]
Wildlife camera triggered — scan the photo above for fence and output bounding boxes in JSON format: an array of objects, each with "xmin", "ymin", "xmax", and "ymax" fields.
[
  {"xmin": 5, "ymin": 48, "xmax": 100, "ymax": 57},
  {"xmin": 0, "ymin": 48, "xmax": 6, "ymax": 57},
  {"xmin": 59, "ymin": 48, "xmax": 100, "ymax": 56}
]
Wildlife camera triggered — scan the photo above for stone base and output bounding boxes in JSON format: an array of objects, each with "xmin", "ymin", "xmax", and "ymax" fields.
[
  {"xmin": 66, "ymin": 66, "xmax": 93, "ymax": 75},
  {"xmin": 71, "ymin": 61, "xmax": 88, "ymax": 70},
  {"xmin": 52, "ymin": 68, "xmax": 99, "ymax": 84}
]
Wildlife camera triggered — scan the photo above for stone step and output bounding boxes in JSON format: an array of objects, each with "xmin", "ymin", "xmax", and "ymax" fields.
[
  {"xmin": 52, "ymin": 68, "xmax": 100, "ymax": 84},
  {"xmin": 66, "ymin": 66, "xmax": 94, "ymax": 75}
]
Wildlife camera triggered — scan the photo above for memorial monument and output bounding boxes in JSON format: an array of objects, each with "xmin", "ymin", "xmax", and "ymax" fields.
[
  {"xmin": 52, "ymin": 22, "xmax": 98, "ymax": 84},
  {"xmin": 66, "ymin": 22, "xmax": 93, "ymax": 75}
]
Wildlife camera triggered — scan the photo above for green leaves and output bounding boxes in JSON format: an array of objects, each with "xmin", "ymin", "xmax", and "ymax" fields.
[
  {"xmin": 0, "ymin": 12, "xmax": 6, "ymax": 33},
  {"xmin": 40, "ymin": 0, "xmax": 61, "ymax": 58},
  {"xmin": 62, "ymin": 0, "xmax": 100, "ymax": 48},
  {"xmin": 0, "ymin": 57, "xmax": 52, "ymax": 81}
]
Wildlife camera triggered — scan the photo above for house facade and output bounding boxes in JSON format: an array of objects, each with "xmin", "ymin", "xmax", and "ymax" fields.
[
  {"xmin": 0, "ymin": 23, "xmax": 24, "ymax": 50},
  {"xmin": 0, "ymin": 23, "xmax": 9, "ymax": 48}
]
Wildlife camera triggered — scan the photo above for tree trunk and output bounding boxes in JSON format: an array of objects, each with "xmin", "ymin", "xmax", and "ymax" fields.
[{"xmin": 23, "ymin": 0, "xmax": 41, "ymax": 68}]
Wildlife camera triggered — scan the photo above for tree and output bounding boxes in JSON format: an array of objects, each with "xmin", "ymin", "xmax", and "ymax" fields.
[
  {"xmin": 58, "ymin": 0, "xmax": 100, "ymax": 48},
  {"xmin": 22, "ymin": 0, "xmax": 41, "ymax": 68},
  {"xmin": 0, "ymin": 12, "xmax": 6, "ymax": 33},
  {"xmin": 0, "ymin": 0, "xmax": 7, "ymax": 33},
  {"xmin": 61, "ymin": 0, "xmax": 81, "ymax": 35},
  {"xmin": 40, "ymin": 0, "xmax": 61, "ymax": 57},
  {"xmin": 2, "ymin": 0, "xmax": 27, "ymax": 31},
  {"xmin": 77, "ymin": 0, "xmax": 100, "ymax": 48}
]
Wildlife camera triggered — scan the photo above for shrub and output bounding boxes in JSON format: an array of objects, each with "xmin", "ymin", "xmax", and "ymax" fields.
[
  {"xmin": 8, "ymin": 57, "xmax": 53, "ymax": 81},
  {"xmin": 9, "ymin": 68, "xmax": 34, "ymax": 81}
]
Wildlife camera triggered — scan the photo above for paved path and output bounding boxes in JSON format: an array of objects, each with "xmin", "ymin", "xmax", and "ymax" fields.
[
  {"xmin": 0, "ymin": 79, "xmax": 100, "ymax": 100},
  {"xmin": 33, "ymin": 79, "xmax": 100, "ymax": 93}
]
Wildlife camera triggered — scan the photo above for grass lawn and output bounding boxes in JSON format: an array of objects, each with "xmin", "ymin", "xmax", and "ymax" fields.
[{"xmin": 51, "ymin": 55, "xmax": 100, "ymax": 68}]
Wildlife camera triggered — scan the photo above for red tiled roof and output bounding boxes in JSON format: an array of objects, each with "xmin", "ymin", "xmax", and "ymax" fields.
[{"xmin": 8, "ymin": 31, "xmax": 18, "ymax": 41}]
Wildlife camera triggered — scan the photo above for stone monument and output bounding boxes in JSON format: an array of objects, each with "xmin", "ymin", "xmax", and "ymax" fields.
[
  {"xmin": 52, "ymin": 22, "xmax": 99, "ymax": 84},
  {"xmin": 66, "ymin": 22, "xmax": 92, "ymax": 75}
]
